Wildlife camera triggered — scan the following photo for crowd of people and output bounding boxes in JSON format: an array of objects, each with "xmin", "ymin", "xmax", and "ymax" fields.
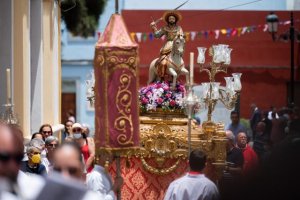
[
  {"xmin": 222, "ymin": 104, "xmax": 300, "ymax": 200},
  {"xmin": 0, "ymin": 103, "xmax": 299, "ymax": 200},
  {"xmin": 226, "ymin": 104, "xmax": 299, "ymax": 162},
  {"xmin": 0, "ymin": 120, "xmax": 123, "ymax": 200}
]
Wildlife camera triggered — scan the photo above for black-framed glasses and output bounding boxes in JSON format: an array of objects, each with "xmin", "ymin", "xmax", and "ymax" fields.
[
  {"xmin": 42, "ymin": 131, "xmax": 52, "ymax": 134},
  {"xmin": 72, "ymin": 128, "xmax": 81, "ymax": 132},
  {"xmin": 0, "ymin": 152, "xmax": 23, "ymax": 163},
  {"xmin": 53, "ymin": 166, "xmax": 79, "ymax": 176}
]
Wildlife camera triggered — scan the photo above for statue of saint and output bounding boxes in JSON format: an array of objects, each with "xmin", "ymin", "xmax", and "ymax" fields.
[{"xmin": 150, "ymin": 11, "xmax": 184, "ymax": 78}]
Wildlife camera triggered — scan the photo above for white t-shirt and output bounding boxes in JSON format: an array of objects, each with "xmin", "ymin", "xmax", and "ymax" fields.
[{"xmin": 164, "ymin": 173, "xmax": 220, "ymax": 200}]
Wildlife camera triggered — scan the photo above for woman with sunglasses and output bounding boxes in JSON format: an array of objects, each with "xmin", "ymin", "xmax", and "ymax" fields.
[
  {"xmin": 72, "ymin": 123, "xmax": 95, "ymax": 173},
  {"xmin": 39, "ymin": 124, "xmax": 53, "ymax": 140},
  {"xmin": 43, "ymin": 136, "xmax": 59, "ymax": 173}
]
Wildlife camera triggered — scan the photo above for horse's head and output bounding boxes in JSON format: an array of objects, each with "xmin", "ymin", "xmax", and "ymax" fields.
[{"xmin": 172, "ymin": 34, "xmax": 185, "ymax": 56}]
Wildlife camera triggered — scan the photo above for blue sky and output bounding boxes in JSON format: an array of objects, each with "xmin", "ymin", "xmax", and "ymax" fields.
[{"xmin": 122, "ymin": 0, "xmax": 287, "ymax": 11}]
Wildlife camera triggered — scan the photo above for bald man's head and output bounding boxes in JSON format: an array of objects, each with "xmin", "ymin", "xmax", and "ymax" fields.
[
  {"xmin": 236, "ymin": 132, "xmax": 248, "ymax": 148},
  {"xmin": 53, "ymin": 142, "xmax": 83, "ymax": 180},
  {"xmin": 0, "ymin": 122, "xmax": 24, "ymax": 182}
]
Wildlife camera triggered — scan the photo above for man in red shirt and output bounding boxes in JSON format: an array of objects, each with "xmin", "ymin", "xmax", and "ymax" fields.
[{"xmin": 236, "ymin": 132, "xmax": 258, "ymax": 174}]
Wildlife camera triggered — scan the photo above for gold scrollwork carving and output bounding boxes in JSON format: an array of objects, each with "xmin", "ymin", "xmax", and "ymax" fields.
[
  {"xmin": 137, "ymin": 116, "xmax": 227, "ymax": 179},
  {"xmin": 115, "ymin": 74, "xmax": 134, "ymax": 146},
  {"xmin": 138, "ymin": 122, "xmax": 188, "ymax": 175},
  {"xmin": 105, "ymin": 53, "xmax": 137, "ymax": 76},
  {"xmin": 96, "ymin": 54, "xmax": 105, "ymax": 67},
  {"xmin": 140, "ymin": 157, "xmax": 182, "ymax": 175},
  {"xmin": 107, "ymin": 55, "xmax": 136, "ymax": 68}
]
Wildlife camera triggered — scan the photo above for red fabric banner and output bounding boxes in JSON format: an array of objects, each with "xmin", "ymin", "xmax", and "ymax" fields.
[{"xmin": 94, "ymin": 14, "xmax": 139, "ymax": 149}]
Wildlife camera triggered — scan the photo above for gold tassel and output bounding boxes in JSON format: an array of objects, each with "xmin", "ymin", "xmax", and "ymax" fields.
[{"xmin": 104, "ymin": 160, "xmax": 109, "ymax": 172}]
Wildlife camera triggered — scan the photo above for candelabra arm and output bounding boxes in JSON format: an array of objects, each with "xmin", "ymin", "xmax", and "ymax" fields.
[
  {"xmin": 199, "ymin": 64, "xmax": 212, "ymax": 81},
  {"xmin": 210, "ymin": 63, "xmax": 228, "ymax": 82},
  {"xmin": 218, "ymin": 89, "xmax": 240, "ymax": 110},
  {"xmin": 206, "ymin": 99, "xmax": 217, "ymax": 122}
]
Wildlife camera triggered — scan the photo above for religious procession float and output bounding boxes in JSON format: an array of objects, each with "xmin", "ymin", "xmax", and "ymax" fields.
[{"xmin": 89, "ymin": 8, "xmax": 242, "ymax": 200}]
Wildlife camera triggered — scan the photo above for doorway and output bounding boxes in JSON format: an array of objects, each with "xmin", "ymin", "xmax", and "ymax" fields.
[{"xmin": 61, "ymin": 80, "xmax": 76, "ymax": 123}]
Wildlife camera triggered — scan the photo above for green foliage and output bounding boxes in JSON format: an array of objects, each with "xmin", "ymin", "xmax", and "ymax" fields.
[{"xmin": 61, "ymin": 0, "xmax": 107, "ymax": 38}]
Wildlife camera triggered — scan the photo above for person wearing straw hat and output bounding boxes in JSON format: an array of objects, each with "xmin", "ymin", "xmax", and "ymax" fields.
[{"xmin": 150, "ymin": 10, "xmax": 184, "ymax": 78}]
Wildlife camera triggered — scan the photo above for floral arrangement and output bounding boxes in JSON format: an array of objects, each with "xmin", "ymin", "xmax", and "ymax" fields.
[{"xmin": 139, "ymin": 81, "xmax": 186, "ymax": 112}]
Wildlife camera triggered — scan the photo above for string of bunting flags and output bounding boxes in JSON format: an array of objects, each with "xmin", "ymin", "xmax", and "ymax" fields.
[{"xmin": 129, "ymin": 19, "xmax": 299, "ymax": 42}]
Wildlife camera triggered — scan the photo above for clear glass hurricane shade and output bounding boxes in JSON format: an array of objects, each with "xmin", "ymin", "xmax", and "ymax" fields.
[
  {"xmin": 201, "ymin": 82, "xmax": 210, "ymax": 99},
  {"xmin": 232, "ymin": 73, "xmax": 242, "ymax": 91},
  {"xmin": 224, "ymin": 48, "xmax": 233, "ymax": 65},
  {"xmin": 212, "ymin": 45, "xmax": 222, "ymax": 63},
  {"xmin": 185, "ymin": 91, "xmax": 196, "ymax": 105},
  {"xmin": 197, "ymin": 47, "xmax": 207, "ymax": 64},
  {"xmin": 219, "ymin": 44, "xmax": 229, "ymax": 63},
  {"xmin": 183, "ymin": 90, "xmax": 199, "ymax": 118},
  {"xmin": 211, "ymin": 82, "xmax": 220, "ymax": 100},
  {"xmin": 224, "ymin": 77, "xmax": 235, "ymax": 96}
]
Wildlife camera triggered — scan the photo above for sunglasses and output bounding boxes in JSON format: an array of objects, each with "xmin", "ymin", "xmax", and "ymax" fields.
[
  {"xmin": 42, "ymin": 131, "xmax": 52, "ymax": 134},
  {"xmin": 47, "ymin": 144, "xmax": 58, "ymax": 148},
  {"xmin": 53, "ymin": 166, "xmax": 79, "ymax": 176},
  {"xmin": 0, "ymin": 152, "xmax": 23, "ymax": 163},
  {"xmin": 72, "ymin": 128, "xmax": 81, "ymax": 132}
]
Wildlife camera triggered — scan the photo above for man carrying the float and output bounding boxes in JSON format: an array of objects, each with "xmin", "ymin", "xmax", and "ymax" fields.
[{"xmin": 150, "ymin": 11, "xmax": 184, "ymax": 79}]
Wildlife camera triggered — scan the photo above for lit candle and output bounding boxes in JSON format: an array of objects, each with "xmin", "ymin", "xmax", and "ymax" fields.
[
  {"xmin": 6, "ymin": 68, "xmax": 11, "ymax": 103},
  {"xmin": 190, "ymin": 52, "xmax": 194, "ymax": 86}
]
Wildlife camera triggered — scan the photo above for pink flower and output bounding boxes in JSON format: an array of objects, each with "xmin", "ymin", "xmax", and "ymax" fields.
[
  {"xmin": 156, "ymin": 83, "xmax": 162, "ymax": 89},
  {"xmin": 146, "ymin": 91, "xmax": 152, "ymax": 97},
  {"xmin": 163, "ymin": 85, "xmax": 169, "ymax": 91},
  {"xmin": 170, "ymin": 100, "xmax": 176, "ymax": 107},
  {"xmin": 165, "ymin": 93, "xmax": 171, "ymax": 98},
  {"xmin": 141, "ymin": 97, "xmax": 149, "ymax": 104},
  {"xmin": 178, "ymin": 85, "xmax": 185, "ymax": 92},
  {"xmin": 156, "ymin": 98, "xmax": 163, "ymax": 104}
]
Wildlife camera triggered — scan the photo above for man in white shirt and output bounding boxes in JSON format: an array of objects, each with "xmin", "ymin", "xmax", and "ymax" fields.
[
  {"xmin": 164, "ymin": 149, "xmax": 220, "ymax": 200},
  {"xmin": 86, "ymin": 152, "xmax": 123, "ymax": 200}
]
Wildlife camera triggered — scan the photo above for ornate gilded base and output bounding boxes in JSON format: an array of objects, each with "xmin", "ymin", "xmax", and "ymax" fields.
[
  {"xmin": 137, "ymin": 115, "xmax": 227, "ymax": 179},
  {"xmin": 95, "ymin": 115, "xmax": 227, "ymax": 181}
]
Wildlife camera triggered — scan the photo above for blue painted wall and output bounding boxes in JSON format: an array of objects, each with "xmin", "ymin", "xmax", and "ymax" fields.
[{"xmin": 62, "ymin": 64, "xmax": 95, "ymax": 134}]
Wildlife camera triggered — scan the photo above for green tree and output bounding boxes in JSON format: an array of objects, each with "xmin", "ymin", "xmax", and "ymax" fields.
[{"xmin": 61, "ymin": 0, "xmax": 107, "ymax": 37}]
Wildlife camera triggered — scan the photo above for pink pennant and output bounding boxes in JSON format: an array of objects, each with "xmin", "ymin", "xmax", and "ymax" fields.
[
  {"xmin": 215, "ymin": 30, "xmax": 220, "ymax": 39},
  {"xmin": 263, "ymin": 24, "xmax": 268, "ymax": 32},
  {"xmin": 231, "ymin": 28, "xmax": 237, "ymax": 36}
]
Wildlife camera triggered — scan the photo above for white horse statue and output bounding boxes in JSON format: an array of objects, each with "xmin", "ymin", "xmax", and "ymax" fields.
[{"xmin": 148, "ymin": 34, "xmax": 190, "ymax": 90}]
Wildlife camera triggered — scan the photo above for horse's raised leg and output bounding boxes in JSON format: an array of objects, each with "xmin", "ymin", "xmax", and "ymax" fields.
[
  {"xmin": 180, "ymin": 67, "xmax": 190, "ymax": 85},
  {"xmin": 167, "ymin": 67, "xmax": 177, "ymax": 90},
  {"xmin": 148, "ymin": 59, "xmax": 158, "ymax": 84}
]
